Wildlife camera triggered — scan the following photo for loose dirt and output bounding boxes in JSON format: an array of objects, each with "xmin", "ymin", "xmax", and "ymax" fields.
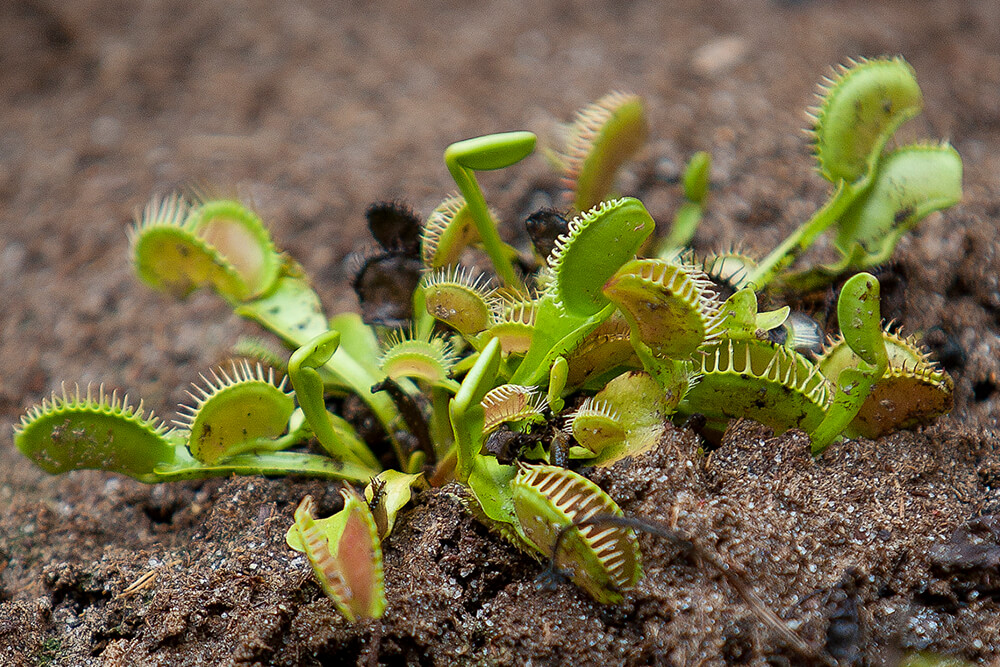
[{"xmin": 2, "ymin": 1, "xmax": 1000, "ymax": 665}]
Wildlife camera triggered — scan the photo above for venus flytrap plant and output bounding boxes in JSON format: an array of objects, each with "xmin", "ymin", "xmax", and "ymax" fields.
[
  {"xmin": 558, "ymin": 91, "xmax": 648, "ymax": 213},
  {"xmin": 506, "ymin": 197, "xmax": 656, "ymax": 388},
  {"xmin": 14, "ymin": 379, "xmax": 376, "ymax": 484},
  {"xmin": 14, "ymin": 57, "xmax": 961, "ymax": 614},
  {"xmin": 782, "ymin": 142, "xmax": 963, "ymax": 291},
  {"xmin": 567, "ymin": 371, "xmax": 673, "ymax": 465},
  {"xmin": 512, "ymin": 463, "xmax": 641, "ymax": 604},
  {"xmin": 745, "ymin": 57, "xmax": 962, "ymax": 291},
  {"xmin": 177, "ymin": 361, "xmax": 295, "ymax": 464}
]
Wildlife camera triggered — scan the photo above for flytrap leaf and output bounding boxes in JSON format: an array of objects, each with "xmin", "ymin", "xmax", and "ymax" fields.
[
  {"xmin": 549, "ymin": 197, "xmax": 655, "ymax": 318},
  {"xmin": 561, "ymin": 91, "xmax": 647, "ymax": 212},
  {"xmin": 699, "ymin": 251, "xmax": 757, "ymax": 297},
  {"xmin": 422, "ymin": 267, "xmax": 496, "ymax": 337},
  {"xmin": 678, "ymin": 339, "xmax": 830, "ymax": 437},
  {"xmin": 379, "ymin": 329, "xmax": 458, "ymax": 388},
  {"xmin": 810, "ymin": 272, "xmax": 887, "ymax": 453},
  {"xmin": 421, "ymin": 194, "xmax": 482, "ymax": 269},
  {"xmin": 818, "ymin": 330, "xmax": 953, "ymax": 439},
  {"xmin": 567, "ymin": 370, "xmax": 674, "ymax": 465},
  {"xmin": 602, "ymin": 258, "xmax": 721, "ymax": 358},
  {"xmin": 131, "ymin": 194, "xmax": 281, "ymax": 303},
  {"xmin": 563, "ymin": 313, "xmax": 639, "ymax": 390},
  {"xmin": 833, "ymin": 142, "xmax": 963, "ymax": 265},
  {"xmin": 186, "ymin": 198, "xmax": 282, "ymax": 297},
  {"xmin": 811, "ymin": 56, "xmax": 922, "ymax": 184},
  {"xmin": 287, "ymin": 492, "xmax": 386, "ymax": 622},
  {"xmin": 175, "ymin": 361, "xmax": 294, "ymax": 464},
  {"xmin": 482, "ymin": 295, "xmax": 537, "ymax": 355},
  {"xmin": 15, "ymin": 384, "xmax": 181, "ymax": 482},
  {"xmin": 512, "ymin": 464, "xmax": 641, "ymax": 604},
  {"xmin": 480, "ymin": 384, "xmax": 547, "ymax": 434},
  {"xmin": 447, "ymin": 131, "xmax": 537, "ymax": 172}
]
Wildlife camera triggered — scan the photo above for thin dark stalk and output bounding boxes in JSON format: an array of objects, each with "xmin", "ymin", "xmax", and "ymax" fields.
[
  {"xmin": 371, "ymin": 378, "xmax": 435, "ymax": 467},
  {"xmin": 547, "ymin": 514, "xmax": 836, "ymax": 667}
]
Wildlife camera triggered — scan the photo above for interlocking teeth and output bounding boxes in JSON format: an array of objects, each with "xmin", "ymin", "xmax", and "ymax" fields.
[
  {"xmin": 480, "ymin": 384, "xmax": 547, "ymax": 434},
  {"xmin": 512, "ymin": 464, "xmax": 641, "ymax": 604}
]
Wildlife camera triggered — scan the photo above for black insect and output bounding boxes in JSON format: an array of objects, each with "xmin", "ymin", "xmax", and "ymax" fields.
[
  {"xmin": 525, "ymin": 207, "xmax": 570, "ymax": 260},
  {"xmin": 366, "ymin": 200, "xmax": 422, "ymax": 257},
  {"xmin": 481, "ymin": 424, "xmax": 541, "ymax": 465},
  {"xmin": 352, "ymin": 252, "xmax": 423, "ymax": 328}
]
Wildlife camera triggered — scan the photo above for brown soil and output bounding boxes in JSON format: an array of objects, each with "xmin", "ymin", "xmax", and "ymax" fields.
[{"xmin": 2, "ymin": 0, "xmax": 1000, "ymax": 665}]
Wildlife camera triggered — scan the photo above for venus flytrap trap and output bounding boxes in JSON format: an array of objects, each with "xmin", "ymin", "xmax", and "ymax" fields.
[
  {"xmin": 556, "ymin": 91, "xmax": 648, "ymax": 213},
  {"xmin": 745, "ymin": 56, "xmax": 962, "ymax": 292},
  {"xmin": 14, "ymin": 56, "xmax": 962, "ymax": 616},
  {"xmin": 286, "ymin": 491, "xmax": 386, "ymax": 622}
]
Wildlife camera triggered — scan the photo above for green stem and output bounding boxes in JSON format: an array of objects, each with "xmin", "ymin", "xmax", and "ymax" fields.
[
  {"xmin": 153, "ymin": 451, "xmax": 377, "ymax": 483},
  {"xmin": 746, "ymin": 181, "xmax": 857, "ymax": 290},
  {"xmin": 450, "ymin": 338, "xmax": 501, "ymax": 484},
  {"xmin": 446, "ymin": 163, "xmax": 521, "ymax": 288},
  {"xmin": 661, "ymin": 201, "xmax": 702, "ymax": 251},
  {"xmin": 444, "ymin": 132, "xmax": 536, "ymax": 290}
]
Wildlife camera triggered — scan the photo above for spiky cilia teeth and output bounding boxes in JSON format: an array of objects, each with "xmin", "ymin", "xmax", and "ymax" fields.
[
  {"xmin": 174, "ymin": 360, "xmax": 288, "ymax": 429},
  {"xmin": 480, "ymin": 384, "xmax": 547, "ymax": 434},
  {"xmin": 289, "ymin": 492, "xmax": 387, "ymax": 622},
  {"xmin": 173, "ymin": 360, "xmax": 295, "ymax": 465},
  {"xmin": 130, "ymin": 192, "xmax": 282, "ymax": 302},
  {"xmin": 183, "ymin": 197, "xmax": 282, "ymax": 297},
  {"xmin": 566, "ymin": 398, "xmax": 625, "ymax": 455},
  {"xmin": 698, "ymin": 250, "xmax": 758, "ymax": 296},
  {"xmin": 421, "ymin": 193, "xmax": 477, "ymax": 269},
  {"xmin": 482, "ymin": 290, "xmax": 539, "ymax": 355},
  {"xmin": 566, "ymin": 397, "xmax": 621, "ymax": 425},
  {"xmin": 816, "ymin": 328, "xmax": 953, "ymax": 439},
  {"xmin": 512, "ymin": 463, "xmax": 641, "ymax": 604},
  {"xmin": 809, "ymin": 55, "xmax": 922, "ymax": 184},
  {"xmin": 377, "ymin": 328, "xmax": 458, "ymax": 384},
  {"xmin": 561, "ymin": 91, "xmax": 647, "ymax": 212},
  {"xmin": 14, "ymin": 381, "xmax": 180, "ymax": 480},
  {"xmin": 547, "ymin": 198, "xmax": 620, "ymax": 271},
  {"xmin": 602, "ymin": 257, "xmax": 722, "ymax": 358},
  {"xmin": 18, "ymin": 381, "xmax": 167, "ymax": 435},
  {"xmin": 818, "ymin": 328, "xmax": 945, "ymax": 379},
  {"xmin": 682, "ymin": 338, "xmax": 831, "ymax": 436},
  {"xmin": 129, "ymin": 193, "xmax": 190, "ymax": 238},
  {"xmin": 229, "ymin": 335, "xmax": 288, "ymax": 372},
  {"xmin": 421, "ymin": 265, "xmax": 498, "ymax": 336},
  {"xmin": 547, "ymin": 197, "xmax": 656, "ymax": 318}
]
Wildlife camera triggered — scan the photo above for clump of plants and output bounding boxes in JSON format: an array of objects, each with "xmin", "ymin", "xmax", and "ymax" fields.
[{"xmin": 14, "ymin": 57, "xmax": 962, "ymax": 618}]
